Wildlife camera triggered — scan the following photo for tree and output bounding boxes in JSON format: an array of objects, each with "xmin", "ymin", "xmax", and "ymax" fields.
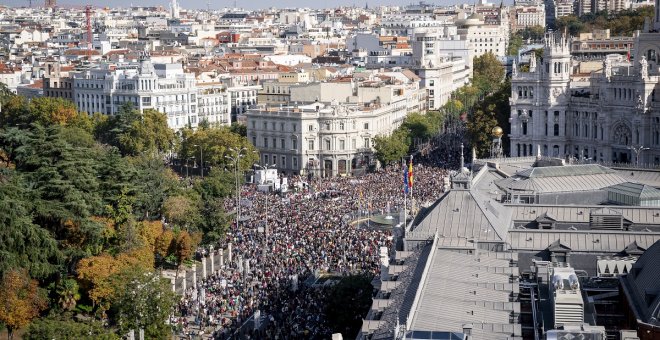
[
  {"xmin": 25, "ymin": 317, "xmax": 118, "ymax": 340},
  {"xmin": 109, "ymin": 267, "xmax": 176, "ymax": 340},
  {"xmin": 473, "ymin": 52, "xmax": 505, "ymax": 95},
  {"xmin": 178, "ymin": 125, "xmax": 259, "ymax": 173},
  {"xmin": 401, "ymin": 112, "xmax": 437, "ymax": 141},
  {"xmin": 229, "ymin": 122, "xmax": 247, "ymax": 137},
  {"xmin": 373, "ymin": 130, "xmax": 410, "ymax": 166},
  {"xmin": 95, "ymin": 104, "xmax": 174, "ymax": 156},
  {"xmin": 0, "ymin": 169, "xmax": 62, "ymax": 280},
  {"xmin": 52, "ymin": 278, "xmax": 80, "ymax": 312},
  {"xmin": 0, "ymin": 269, "xmax": 47, "ymax": 340},
  {"xmin": 467, "ymin": 108, "xmax": 498, "ymax": 157},
  {"xmin": 162, "ymin": 195, "xmax": 201, "ymax": 230}
]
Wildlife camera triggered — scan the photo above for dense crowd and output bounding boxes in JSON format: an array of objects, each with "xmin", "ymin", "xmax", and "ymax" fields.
[{"xmin": 175, "ymin": 162, "xmax": 452, "ymax": 339}]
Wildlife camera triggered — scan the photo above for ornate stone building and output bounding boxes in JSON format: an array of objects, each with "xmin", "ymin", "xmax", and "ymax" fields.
[{"xmin": 509, "ymin": 28, "xmax": 660, "ymax": 165}]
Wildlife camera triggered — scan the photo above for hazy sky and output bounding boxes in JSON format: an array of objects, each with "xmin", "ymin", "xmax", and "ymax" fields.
[{"xmin": 3, "ymin": 0, "xmax": 499, "ymax": 10}]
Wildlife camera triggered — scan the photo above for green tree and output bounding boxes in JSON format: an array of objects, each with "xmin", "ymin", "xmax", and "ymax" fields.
[
  {"xmin": 229, "ymin": 122, "xmax": 247, "ymax": 137},
  {"xmin": 179, "ymin": 126, "xmax": 259, "ymax": 173},
  {"xmin": 96, "ymin": 104, "xmax": 174, "ymax": 156},
  {"xmin": 373, "ymin": 130, "xmax": 410, "ymax": 166},
  {"xmin": 0, "ymin": 169, "xmax": 62, "ymax": 279},
  {"xmin": 51, "ymin": 278, "xmax": 80, "ymax": 312},
  {"xmin": 473, "ymin": 52, "xmax": 505, "ymax": 95},
  {"xmin": 109, "ymin": 267, "xmax": 176, "ymax": 340},
  {"xmin": 25, "ymin": 317, "xmax": 118, "ymax": 340},
  {"xmin": 401, "ymin": 112, "xmax": 437, "ymax": 140}
]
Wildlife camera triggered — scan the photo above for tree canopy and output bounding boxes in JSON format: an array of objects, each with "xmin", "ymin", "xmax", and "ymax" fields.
[
  {"xmin": 555, "ymin": 7, "xmax": 653, "ymax": 36},
  {"xmin": 0, "ymin": 93, "xmax": 243, "ymax": 337}
]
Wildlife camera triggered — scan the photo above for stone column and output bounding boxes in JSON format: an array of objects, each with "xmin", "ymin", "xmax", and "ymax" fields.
[
  {"xmin": 171, "ymin": 276, "xmax": 176, "ymax": 293},
  {"xmin": 228, "ymin": 243, "xmax": 233, "ymax": 264},
  {"xmin": 210, "ymin": 251, "xmax": 215, "ymax": 274},
  {"xmin": 201, "ymin": 257, "xmax": 207, "ymax": 279},
  {"xmin": 181, "ymin": 269, "xmax": 186, "ymax": 292},
  {"xmin": 191, "ymin": 264, "xmax": 197, "ymax": 288},
  {"xmin": 220, "ymin": 251, "xmax": 224, "ymax": 268}
]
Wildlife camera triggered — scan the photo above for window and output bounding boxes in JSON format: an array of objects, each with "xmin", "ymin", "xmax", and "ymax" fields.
[
  {"xmin": 263, "ymin": 122, "xmax": 268, "ymax": 130},
  {"xmin": 364, "ymin": 123, "xmax": 369, "ymax": 130},
  {"xmin": 325, "ymin": 139, "xmax": 331, "ymax": 150},
  {"xmin": 325, "ymin": 122, "xmax": 331, "ymax": 130},
  {"xmin": 264, "ymin": 137, "xmax": 269, "ymax": 148},
  {"xmin": 522, "ymin": 122, "xmax": 527, "ymax": 135},
  {"xmin": 308, "ymin": 124, "xmax": 314, "ymax": 131},
  {"xmin": 271, "ymin": 122, "xmax": 276, "ymax": 130},
  {"xmin": 364, "ymin": 138, "xmax": 370, "ymax": 148},
  {"xmin": 554, "ymin": 124, "xmax": 560, "ymax": 136},
  {"xmin": 252, "ymin": 136, "xmax": 256, "ymax": 146},
  {"xmin": 308, "ymin": 140, "xmax": 314, "ymax": 150},
  {"xmin": 280, "ymin": 122, "xmax": 284, "ymax": 131},
  {"xmin": 293, "ymin": 157, "xmax": 298, "ymax": 168},
  {"xmin": 293, "ymin": 123, "xmax": 297, "ymax": 132},
  {"xmin": 272, "ymin": 138, "xmax": 277, "ymax": 149},
  {"xmin": 281, "ymin": 156, "xmax": 286, "ymax": 167},
  {"xmin": 429, "ymin": 80, "xmax": 434, "ymax": 86},
  {"xmin": 264, "ymin": 155, "xmax": 269, "ymax": 164},
  {"xmin": 292, "ymin": 138, "xmax": 298, "ymax": 150},
  {"xmin": 251, "ymin": 121, "xmax": 256, "ymax": 129},
  {"xmin": 352, "ymin": 139, "xmax": 356, "ymax": 149},
  {"xmin": 340, "ymin": 140, "xmax": 345, "ymax": 150},
  {"xmin": 339, "ymin": 122, "xmax": 345, "ymax": 130},
  {"xmin": 280, "ymin": 139, "xmax": 285, "ymax": 149}
]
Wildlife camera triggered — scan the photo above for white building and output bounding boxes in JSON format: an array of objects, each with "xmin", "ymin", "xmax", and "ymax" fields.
[
  {"xmin": 72, "ymin": 59, "xmax": 199, "ymax": 130},
  {"xmin": 411, "ymin": 28, "xmax": 471, "ymax": 110},
  {"xmin": 513, "ymin": 5, "xmax": 546, "ymax": 30},
  {"xmin": 246, "ymin": 100, "xmax": 408, "ymax": 177},
  {"xmin": 457, "ymin": 12, "xmax": 510, "ymax": 60},
  {"xmin": 197, "ymin": 82, "xmax": 231, "ymax": 126},
  {"xmin": 509, "ymin": 29, "xmax": 660, "ymax": 165}
]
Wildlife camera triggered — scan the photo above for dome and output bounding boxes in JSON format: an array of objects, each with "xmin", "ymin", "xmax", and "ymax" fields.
[{"xmin": 492, "ymin": 126, "xmax": 504, "ymax": 137}]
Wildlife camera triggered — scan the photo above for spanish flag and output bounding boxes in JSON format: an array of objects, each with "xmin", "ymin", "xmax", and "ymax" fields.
[{"xmin": 408, "ymin": 156, "xmax": 413, "ymax": 190}]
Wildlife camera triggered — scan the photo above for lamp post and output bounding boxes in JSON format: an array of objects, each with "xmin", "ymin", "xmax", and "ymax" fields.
[
  {"xmin": 225, "ymin": 147, "xmax": 254, "ymax": 228},
  {"xmin": 254, "ymin": 163, "xmax": 276, "ymax": 233},
  {"xmin": 194, "ymin": 144, "xmax": 203, "ymax": 178},
  {"xmin": 629, "ymin": 145, "xmax": 650, "ymax": 167}
]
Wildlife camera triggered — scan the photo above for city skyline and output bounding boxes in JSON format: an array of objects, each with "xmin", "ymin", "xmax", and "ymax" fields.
[{"xmin": 2, "ymin": 0, "xmax": 514, "ymax": 10}]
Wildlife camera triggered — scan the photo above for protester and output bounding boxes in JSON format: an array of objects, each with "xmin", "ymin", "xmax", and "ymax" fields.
[{"xmin": 175, "ymin": 161, "xmax": 452, "ymax": 339}]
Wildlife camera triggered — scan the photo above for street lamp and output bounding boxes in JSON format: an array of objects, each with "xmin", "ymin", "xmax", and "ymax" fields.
[
  {"xmin": 225, "ymin": 147, "xmax": 254, "ymax": 228},
  {"xmin": 254, "ymin": 163, "xmax": 276, "ymax": 257},
  {"xmin": 194, "ymin": 144, "xmax": 203, "ymax": 178},
  {"xmin": 629, "ymin": 145, "xmax": 650, "ymax": 167}
]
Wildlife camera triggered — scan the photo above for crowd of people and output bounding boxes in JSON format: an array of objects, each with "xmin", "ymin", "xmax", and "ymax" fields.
[{"xmin": 174, "ymin": 162, "xmax": 453, "ymax": 339}]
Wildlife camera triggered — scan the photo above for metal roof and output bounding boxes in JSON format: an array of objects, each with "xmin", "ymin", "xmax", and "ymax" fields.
[
  {"xmin": 607, "ymin": 182, "xmax": 660, "ymax": 200},
  {"xmin": 619, "ymin": 240, "xmax": 660, "ymax": 326},
  {"xmin": 508, "ymin": 230, "xmax": 660, "ymax": 253},
  {"xmin": 411, "ymin": 190, "xmax": 510, "ymax": 243},
  {"xmin": 508, "ymin": 205, "xmax": 660, "ymax": 225},
  {"xmin": 408, "ymin": 249, "xmax": 521, "ymax": 340},
  {"xmin": 496, "ymin": 172, "xmax": 627, "ymax": 194},
  {"xmin": 516, "ymin": 164, "xmax": 615, "ymax": 178}
]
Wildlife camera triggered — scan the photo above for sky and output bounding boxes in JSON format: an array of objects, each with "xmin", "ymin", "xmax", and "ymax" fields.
[{"xmin": 3, "ymin": 0, "xmax": 495, "ymax": 11}]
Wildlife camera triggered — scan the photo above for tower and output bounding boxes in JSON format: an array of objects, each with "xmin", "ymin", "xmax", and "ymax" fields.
[
  {"xmin": 170, "ymin": 0, "xmax": 180, "ymax": 19},
  {"xmin": 45, "ymin": 0, "xmax": 56, "ymax": 8}
]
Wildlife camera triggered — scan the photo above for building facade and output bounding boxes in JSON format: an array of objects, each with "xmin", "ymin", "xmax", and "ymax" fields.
[
  {"xmin": 510, "ymin": 32, "xmax": 660, "ymax": 165},
  {"xmin": 72, "ymin": 59, "xmax": 199, "ymax": 130},
  {"xmin": 246, "ymin": 101, "xmax": 408, "ymax": 177}
]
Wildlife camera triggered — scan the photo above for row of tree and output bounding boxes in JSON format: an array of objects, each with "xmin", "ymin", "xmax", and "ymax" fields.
[
  {"xmin": 0, "ymin": 85, "xmax": 255, "ymax": 339},
  {"xmin": 556, "ymin": 7, "xmax": 654, "ymax": 36},
  {"xmin": 373, "ymin": 52, "xmax": 509, "ymax": 164}
]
